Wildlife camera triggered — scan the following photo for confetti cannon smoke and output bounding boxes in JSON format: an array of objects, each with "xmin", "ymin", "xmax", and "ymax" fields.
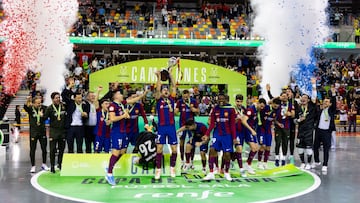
[{"xmin": 251, "ymin": 0, "xmax": 329, "ymax": 97}]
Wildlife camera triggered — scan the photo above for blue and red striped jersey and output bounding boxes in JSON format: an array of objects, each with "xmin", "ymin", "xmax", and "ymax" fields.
[
  {"xmin": 275, "ymin": 101, "xmax": 294, "ymax": 129},
  {"xmin": 126, "ymin": 103, "xmax": 148, "ymax": 134},
  {"xmin": 176, "ymin": 98, "xmax": 198, "ymax": 126},
  {"xmin": 260, "ymin": 105, "xmax": 276, "ymax": 134},
  {"xmin": 94, "ymin": 109, "xmax": 110, "ymax": 138},
  {"xmin": 234, "ymin": 105, "xmax": 246, "ymax": 133},
  {"xmin": 246, "ymin": 105, "xmax": 258, "ymax": 130},
  {"xmin": 156, "ymin": 97, "xmax": 175, "ymax": 126},
  {"xmin": 206, "ymin": 104, "xmax": 236, "ymax": 139},
  {"xmin": 193, "ymin": 122, "xmax": 208, "ymax": 137},
  {"xmin": 109, "ymin": 100, "xmax": 127, "ymax": 133}
]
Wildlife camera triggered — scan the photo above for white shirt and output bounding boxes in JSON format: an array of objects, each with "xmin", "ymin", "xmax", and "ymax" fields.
[
  {"xmin": 87, "ymin": 103, "xmax": 97, "ymax": 126},
  {"xmin": 71, "ymin": 105, "xmax": 83, "ymax": 126},
  {"xmin": 318, "ymin": 108, "xmax": 330, "ymax": 130}
]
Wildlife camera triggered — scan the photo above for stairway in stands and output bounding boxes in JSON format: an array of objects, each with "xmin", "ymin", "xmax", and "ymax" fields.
[{"xmin": 4, "ymin": 90, "xmax": 30, "ymax": 122}]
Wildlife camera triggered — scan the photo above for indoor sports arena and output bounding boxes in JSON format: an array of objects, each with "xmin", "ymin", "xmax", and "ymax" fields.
[{"xmin": 1, "ymin": 0, "xmax": 360, "ymax": 203}]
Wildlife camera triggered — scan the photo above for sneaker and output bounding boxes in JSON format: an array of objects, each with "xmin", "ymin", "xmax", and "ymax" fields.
[
  {"xmin": 30, "ymin": 166, "xmax": 36, "ymax": 173},
  {"xmin": 203, "ymin": 172, "xmax": 215, "ymax": 180},
  {"xmin": 275, "ymin": 159, "xmax": 280, "ymax": 167},
  {"xmin": 305, "ymin": 164, "xmax": 311, "ymax": 170},
  {"xmin": 321, "ymin": 166, "xmax": 328, "ymax": 172},
  {"xmin": 240, "ymin": 168, "xmax": 247, "ymax": 178},
  {"xmin": 213, "ymin": 167, "xmax": 219, "ymax": 174},
  {"xmin": 56, "ymin": 164, "xmax": 62, "ymax": 171},
  {"xmin": 170, "ymin": 167, "xmax": 176, "ymax": 178},
  {"xmin": 300, "ymin": 163, "xmax": 306, "ymax": 169},
  {"xmin": 202, "ymin": 168, "xmax": 207, "ymax": 174},
  {"xmin": 257, "ymin": 162, "xmax": 264, "ymax": 170},
  {"xmin": 281, "ymin": 160, "xmax": 286, "ymax": 166},
  {"xmin": 105, "ymin": 173, "xmax": 116, "ymax": 186},
  {"xmin": 311, "ymin": 162, "xmax": 321, "ymax": 169},
  {"xmin": 224, "ymin": 172, "xmax": 232, "ymax": 181},
  {"xmin": 190, "ymin": 163, "xmax": 195, "ymax": 170},
  {"xmin": 263, "ymin": 162, "xmax": 268, "ymax": 170},
  {"xmin": 41, "ymin": 164, "xmax": 50, "ymax": 171},
  {"xmin": 289, "ymin": 156, "xmax": 295, "ymax": 165},
  {"xmin": 244, "ymin": 163, "xmax": 255, "ymax": 175},
  {"xmin": 182, "ymin": 163, "xmax": 190, "ymax": 173},
  {"xmin": 155, "ymin": 168, "xmax": 161, "ymax": 180},
  {"xmin": 50, "ymin": 166, "xmax": 55, "ymax": 173}
]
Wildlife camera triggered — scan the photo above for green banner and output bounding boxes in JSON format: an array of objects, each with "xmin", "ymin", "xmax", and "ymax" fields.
[
  {"xmin": 61, "ymin": 153, "xmax": 181, "ymax": 177},
  {"xmin": 90, "ymin": 58, "xmax": 247, "ymax": 104},
  {"xmin": 69, "ymin": 37, "xmax": 357, "ymax": 49}
]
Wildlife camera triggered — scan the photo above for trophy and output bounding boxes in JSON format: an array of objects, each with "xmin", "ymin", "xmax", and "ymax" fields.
[{"xmin": 160, "ymin": 57, "xmax": 180, "ymax": 82}]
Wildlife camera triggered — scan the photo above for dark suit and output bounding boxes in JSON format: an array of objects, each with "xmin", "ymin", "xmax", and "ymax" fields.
[
  {"xmin": 61, "ymin": 88, "xmax": 90, "ymax": 153},
  {"xmin": 314, "ymin": 94, "xmax": 336, "ymax": 166}
]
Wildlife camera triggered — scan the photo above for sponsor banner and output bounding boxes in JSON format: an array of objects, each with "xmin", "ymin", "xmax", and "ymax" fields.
[
  {"xmin": 61, "ymin": 153, "xmax": 181, "ymax": 177},
  {"xmin": 89, "ymin": 59, "xmax": 247, "ymax": 105}
]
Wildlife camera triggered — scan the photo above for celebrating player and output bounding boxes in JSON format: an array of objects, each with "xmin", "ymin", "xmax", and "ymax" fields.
[
  {"xmin": 24, "ymin": 96, "xmax": 49, "ymax": 173},
  {"xmin": 177, "ymin": 119, "xmax": 208, "ymax": 173},
  {"xmin": 257, "ymin": 98, "xmax": 281, "ymax": 169},
  {"xmin": 294, "ymin": 79, "xmax": 317, "ymax": 170},
  {"xmin": 233, "ymin": 94, "xmax": 257, "ymax": 177},
  {"xmin": 203, "ymin": 93, "xmax": 236, "ymax": 181},
  {"xmin": 105, "ymin": 89, "xmax": 147, "ymax": 186},
  {"xmin": 94, "ymin": 99, "xmax": 111, "ymax": 153},
  {"xmin": 175, "ymin": 89, "xmax": 199, "ymax": 169},
  {"xmin": 125, "ymin": 91, "xmax": 149, "ymax": 153},
  {"xmin": 44, "ymin": 92, "xmax": 67, "ymax": 173},
  {"xmin": 154, "ymin": 69, "xmax": 178, "ymax": 180}
]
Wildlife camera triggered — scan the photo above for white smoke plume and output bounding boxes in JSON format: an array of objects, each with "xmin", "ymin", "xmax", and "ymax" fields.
[
  {"xmin": 35, "ymin": 0, "xmax": 78, "ymax": 104},
  {"xmin": 251, "ymin": 0, "xmax": 330, "ymax": 98}
]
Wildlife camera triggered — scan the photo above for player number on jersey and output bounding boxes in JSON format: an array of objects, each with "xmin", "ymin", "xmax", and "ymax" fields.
[{"xmin": 139, "ymin": 140, "xmax": 156, "ymax": 157}]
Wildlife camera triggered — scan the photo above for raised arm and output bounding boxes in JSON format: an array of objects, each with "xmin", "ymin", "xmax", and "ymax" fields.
[
  {"xmin": 155, "ymin": 71, "xmax": 162, "ymax": 100},
  {"xmin": 94, "ymin": 86, "xmax": 103, "ymax": 109},
  {"xmin": 126, "ymin": 90, "xmax": 148, "ymax": 104},
  {"xmin": 311, "ymin": 78, "xmax": 317, "ymax": 104},
  {"xmin": 266, "ymin": 84, "xmax": 274, "ymax": 99}
]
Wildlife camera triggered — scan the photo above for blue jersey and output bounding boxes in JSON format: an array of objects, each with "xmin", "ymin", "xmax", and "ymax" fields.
[
  {"xmin": 176, "ymin": 98, "xmax": 198, "ymax": 126},
  {"xmin": 109, "ymin": 100, "xmax": 127, "ymax": 134},
  {"xmin": 126, "ymin": 103, "xmax": 148, "ymax": 134},
  {"xmin": 260, "ymin": 105, "xmax": 276, "ymax": 135},
  {"xmin": 206, "ymin": 104, "xmax": 236, "ymax": 139},
  {"xmin": 156, "ymin": 97, "xmax": 175, "ymax": 126},
  {"xmin": 94, "ymin": 109, "xmax": 110, "ymax": 138},
  {"xmin": 246, "ymin": 105, "xmax": 258, "ymax": 130}
]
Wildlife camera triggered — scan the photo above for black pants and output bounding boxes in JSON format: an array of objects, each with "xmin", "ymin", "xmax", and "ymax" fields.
[
  {"xmin": 29, "ymin": 132, "xmax": 47, "ymax": 166},
  {"xmin": 289, "ymin": 127, "xmax": 296, "ymax": 155},
  {"xmin": 84, "ymin": 125, "xmax": 95, "ymax": 153},
  {"xmin": 67, "ymin": 126, "xmax": 84, "ymax": 153},
  {"xmin": 314, "ymin": 129, "xmax": 331, "ymax": 166},
  {"xmin": 275, "ymin": 128, "xmax": 290, "ymax": 156},
  {"xmin": 49, "ymin": 128, "xmax": 66, "ymax": 168},
  {"xmin": 355, "ymin": 35, "xmax": 360, "ymax": 43}
]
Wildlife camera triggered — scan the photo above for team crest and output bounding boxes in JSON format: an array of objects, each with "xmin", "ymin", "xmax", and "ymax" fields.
[
  {"xmin": 135, "ymin": 110, "xmax": 139, "ymax": 114},
  {"xmin": 224, "ymin": 111, "xmax": 228, "ymax": 117}
]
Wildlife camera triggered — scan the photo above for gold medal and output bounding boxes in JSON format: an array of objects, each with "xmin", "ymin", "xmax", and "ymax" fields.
[
  {"xmin": 57, "ymin": 117, "xmax": 61, "ymax": 121},
  {"xmin": 37, "ymin": 122, "xmax": 40, "ymax": 126},
  {"xmin": 169, "ymin": 109, "xmax": 173, "ymax": 112}
]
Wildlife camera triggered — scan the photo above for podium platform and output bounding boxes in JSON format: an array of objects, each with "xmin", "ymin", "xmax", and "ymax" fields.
[{"xmin": 61, "ymin": 153, "xmax": 181, "ymax": 177}]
